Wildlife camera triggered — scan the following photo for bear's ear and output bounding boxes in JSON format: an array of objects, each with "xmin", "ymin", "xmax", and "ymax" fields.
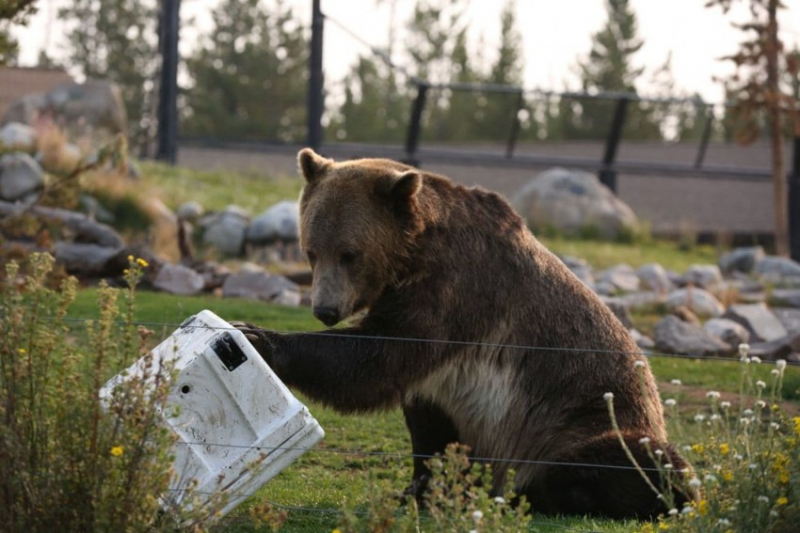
[
  {"xmin": 376, "ymin": 170, "xmax": 422, "ymax": 205},
  {"xmin": 298, "ymin": 148, "xmax": 332, "ymax": 184}
]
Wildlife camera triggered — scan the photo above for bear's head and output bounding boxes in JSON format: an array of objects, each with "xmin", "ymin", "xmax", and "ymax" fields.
[{"xmin": 297, "ymin": 148, "xmax": 424, "ymax": 326}]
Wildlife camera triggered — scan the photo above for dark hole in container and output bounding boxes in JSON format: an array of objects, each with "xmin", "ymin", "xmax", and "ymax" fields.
[{"xmin": 181, "ymin": 384, "xmax": 192, "ymax": 394}]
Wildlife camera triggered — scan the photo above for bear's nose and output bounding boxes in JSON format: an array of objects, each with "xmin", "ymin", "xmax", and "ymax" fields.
[{"xmin": 313, "ymin": 306, "xmax": 340, "ymax": 326}]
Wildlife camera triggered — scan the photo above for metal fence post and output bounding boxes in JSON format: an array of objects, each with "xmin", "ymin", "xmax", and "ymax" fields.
[
  {"xmin": 404, "ymin": 83, "xmax": 428, "ymax": 167},
  {"xmin": 156, "ymin": 0, "xmax": 181, "ymax": 164},
  {"xmin": 693, "ymin": 106, "xmax": 715, "ymax": 169},
  {"xmin": 307, "ymin": 0, "xmax": 324, "ymax": 151},
  {"xmin": 598, "ymin": 96, "xmax": 629, "ymax": 193},
  {"xmin": 789, "ymin": 136, "xmax": 800, "ymax": 261}
]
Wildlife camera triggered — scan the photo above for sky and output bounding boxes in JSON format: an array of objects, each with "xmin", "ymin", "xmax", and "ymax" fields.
[{"xmin": 11, "ymin": 0, "xmax": 800, "ymax": 104}]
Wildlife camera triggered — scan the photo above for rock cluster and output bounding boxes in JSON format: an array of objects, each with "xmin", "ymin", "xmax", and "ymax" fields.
[{"xmin": 560, "ymin": 246, "xmax": 800, "ymax": 362}]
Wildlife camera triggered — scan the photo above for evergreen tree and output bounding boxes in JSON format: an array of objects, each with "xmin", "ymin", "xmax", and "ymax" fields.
[
  {"xmin": 183, "ymin": 0, "xmax": 307, "ymax": 142},
  {"xmin": 60, "ymin": 0, "xmax": 158, "ymax": 148},
  {"xmin": 0, "ymin": 1, "xmax": 37, "ymax": 65},
  {"xmin": 567, "ymin": 0, "xmax": 657, "ymax": 140}
]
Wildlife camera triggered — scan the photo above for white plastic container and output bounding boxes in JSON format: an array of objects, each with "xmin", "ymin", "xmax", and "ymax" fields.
[{"xmin": 100, "ymin": 310, "xmax": 324, "ymax": 518}]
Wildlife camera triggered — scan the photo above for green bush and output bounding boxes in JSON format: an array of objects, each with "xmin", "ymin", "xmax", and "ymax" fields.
[{"xmin": 0, "ymin": 253, "xmax": 184, "ymax": 532}]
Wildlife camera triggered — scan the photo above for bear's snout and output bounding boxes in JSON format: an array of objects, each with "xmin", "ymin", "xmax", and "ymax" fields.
[{"xmin": 313, "ymin": 306, "xmax": 341, "ymax": 327}]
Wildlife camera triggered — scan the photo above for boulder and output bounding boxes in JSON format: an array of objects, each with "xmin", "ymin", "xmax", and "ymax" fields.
[
  {"xmin": 601, "ymin": 297, "xmax": 634, "ymax": 329},
  {"xmin": 246, "ymin": 200, "xmax": 299, "ymax": 244},
  {"xmin": 153, "ymin": 263, "xmax": 205, "ymax": 296},
  {"xmin": 510, "ymin": 167, "xmax": 639, "ymax": 239},
  {"xmin": 719, "ymin": 246, "xmax": 765, "ymax": 274},
  {"xmin": 177, "ymin": 201, "xmax": 204, "ymax": 222},
  {"xmin": 747, "ymin": 333, "xmax": 800, "ymax": 362},
  {"xmin": 620, "ymin": 291, "xmax": 666, "ymax": 311},
  {"xmin": 666, "ymin": 287, "xmax": 725, "ymax": 317},
  {"xmin": 4, "ymin": 80, "xmax": 127, "ymax": 135},
  {"xmin": 0, "ymin": 152, "xmax": 45, "ymax": 201},
  {"xmin": 629, "ymin": 328, "xmax": 655, "ymax": 350},
  {"xmin": 723, "ymin": 303, "xmax": 787, "ymax": 342},
  {"xmin": 636, "ymin": 263, "xmax": 673, "ymax": 293},
  {"xmin": 771, "ymin": 289, "xmax": 800, "ymax": 309},
  {"xmin": 654, "ymin": 315, "xmax": 732, "ymax": 357},
  {"xmin": 53, "ymin": 242, "xmax": 121, "ymax": 276},
  {"xmin": 222, "ymin": 270, "xmax": 299, "ymax": 302},
  {"xmin": 201, "ymin": 206, "xmax": 250, "ymax": 256},
  {"xmin": 755, "ymin": 256, "xmax": 800, "ymax": 279},
  {"xmin": 560, "ymin": 255, "xmax": 595, "ymax": 286},
  {"xmin": 703, "ymin": 318, "xmax": 750, "ymax": 348},
  {"xmin": 0, "ymin": 122, "xmax": 36, "ymax": 151},
  {"xmin": 772, "ymin": 308, "xmax": 800, "ymax": 335},
  {"xmin": 597, "ymin": 264, "xmax": 640, "ymax": 293},
  {"xmin": 680, "ymin": 264, "xmax": 723, "ymax": 291}
]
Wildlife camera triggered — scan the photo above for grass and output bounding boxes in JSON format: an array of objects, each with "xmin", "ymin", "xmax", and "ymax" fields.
[{"xmin": 64, "ymin": 287, "xmax": 800, "ymax": 532}]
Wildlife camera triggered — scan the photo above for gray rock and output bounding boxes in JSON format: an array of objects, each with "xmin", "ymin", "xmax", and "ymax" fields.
[
  {"xmin": 629, "ymin": 328, "xmax": 655, "ymax": 350},
  {"xmin": 0, "ymin": 152, "xmax": 45, "ymax": 201},
  {"xmin": 273, "ymin": 289, "xmax": 302, "ymax": 307},
  {"xmin": 246, "ymin": 200, "xmax": 299, "ymax": 244},
  {"xmin": 79, "ymin": 195, "xmax": 115, "ymax": 224},
  {"xmin": 747, "ymin": 333, "xmax": 800, "ymax": 362},
  {"xmin": 703, "ymin": 318, "xmax": 750, "ymax": 347},
  {"xmin": 601, "ymin": 297, "xmax": 634, "ymax": 329},
  {"xmin": 510, "ymin": 167, "xmax": 639, "ymax": 240},
  {"xmin": 598, "ymin": 264, "xmax": 640, "ymax": 293},
  {"xmin": 666, "ymin": 287, "xmax": 725, "ymax": 317},
  {"xmin": 755, "ymin": 256, "xmax": 800, "ymax": 279},
  {"xmin": 177, "ymin": 201, "xmax": 204, "ymax": 222},
  {"xmin": 771, "ymin": 289, "xmax": 800, "ymax": 308},
  {"xmin": 773, "ymin": 307, "xmax": 800, "ymax": 334},
  {"xmin": 53, "ymin": 242, "xmax": 120, "ymax": 276},
  {"xmin": 723, "ymin": 303, "xmax": 787, "ymax": 342},
  {"xmin": 594, "ymin": 280, "xmax": 617, "ymax": 296},
  {"xmin": 153, "ymin": 263, "xmax": 205, "ymax": 296},
  {"xmin": 560, "ymin": 256, "xmax": 595, "ymax": 286},
  {"xmin": 201, "ymin": 207, "xmax": 250, "ymax": 256},
  {"xmin": 681, "ymin": 264, "xmax": 723, "ymax": 291},
  {"xmin": 636, "ymin": 263, "xmax": 673, "ymax": 293},
  {"xmin": 0, "ymin": 122, "xmax": 36, "ymax": 151},
  {"xmin": 620, "ymin": 291, "xmax": 666, "ymax": 310},
  {"xmin": 222, "ymin": 270, "xmax": 299, "ymax": 302},
  {"xmin": 719, "ymin": 246, "xmax": 765, "ymax": 274},
  {"xmin": 654, "ymin": 315, "xmax": 732, "ymax": 357}
]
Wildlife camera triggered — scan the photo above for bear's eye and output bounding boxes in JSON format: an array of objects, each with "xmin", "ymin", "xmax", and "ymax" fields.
[
  {"xmin": 306, "ymin": 250, "xmax": 317, "ymax": 265},
  {"xmin": 339, "ymin": 251, "xmax": 360, "ymax": 266}
]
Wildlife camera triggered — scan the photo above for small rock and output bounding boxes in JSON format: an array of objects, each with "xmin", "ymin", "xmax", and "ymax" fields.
[
  {"xmin": 666, "ymin": 287, "xmax": 725, "ymax": 317},
  {"xmin": 246, "ymin": 200, "xmax": 299, "ymax": 244},
  {"xmin": 53, "ymin": 242, "xmax": 120, "ymax": 276},
  {"xmin": 0, "ymin": 122, "xmax": 36, "ymax": 151},
  {"xmin": 79, "ymin": 195, "xmax": 115, "ymax": 224},
  {"xmin": 620, "ymin": 291, "xmax": 666, "ymax": 311},
  {"xmin": 719, "ymin": 246, "xmax": 765, "ymax": 274},
  {"xmin": 201, "ymin": 206, "xmax": 250, "ymax": 256},
  {"xmin": 0, "ymin": 152, "xmax": 45, "ymax": 201},
  {"xmin": 654, "ymin": 315, "xmax": 732, "ymax": 357},
  {"xmin": 771, "ymin": 289, "xmax": 800, "ymax": 309},
  {"xmin": 153, "ymin": 263, "xmax": 205, "ymax": 295},
  {"xmin": 222, "ymin": 270, "xmax": 299, "ymax": 302},
  {"xmin": 598, "ymin": 264, "xmax": 640, "ymax": 293},
  {"xmin": 273, "ymin": 289, "xmax": 301, "ymax": 307},
  {"xmin": 629, "ymin": 328, "xmax": 655, "ymax": 350},
  {"xmin": 177, "ymin": 201, "xmax": 204, "ymax": 222},
  {"xmin": 723, "ymin": 303, "xmax": 787, "ymax": 342},
  {"xmin": 601, "ymin": 297, "xmax": 633, "ymax": 329},
  {"xmin": 560, "ymin": 256, "xmax": 595, "ymax": 286},
  {"xmin": 772, "ymin": 308, "xmax": 800, "ymax": 335},
  {"xmin": 747, "ymin": 333, "xmax": 800, "ymax": 362},
  {"xmin": 755, "ymin": 255, "xmax": 800, "ymax": 279},
  {"xmin": 636, "ymin": 263, "xmax": 673, "ymax": 293},
  {"xmin": 680, "ymin": 264, "xmax": 723, "ymax": 291},
  {"xmin": 703, "ymin": 318, "xmax": 750, "ymax": 347}
]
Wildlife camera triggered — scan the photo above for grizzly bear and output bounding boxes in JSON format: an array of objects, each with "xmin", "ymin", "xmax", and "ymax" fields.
[{"xmin": 235, "ymin": 148, "xmax": 691, "ymax": 518}]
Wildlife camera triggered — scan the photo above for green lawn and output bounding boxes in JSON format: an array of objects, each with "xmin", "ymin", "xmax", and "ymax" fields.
[{"xmin": 67, "ymin": 288, "xmax": 800, "ymax": 532}]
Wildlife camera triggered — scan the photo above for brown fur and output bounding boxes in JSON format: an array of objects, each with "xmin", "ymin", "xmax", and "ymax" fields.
[{"xmin": 237, "ymin": 148, "xmax": 693, "ymax": 518}]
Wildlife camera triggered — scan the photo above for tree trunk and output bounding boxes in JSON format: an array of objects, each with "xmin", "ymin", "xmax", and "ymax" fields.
[{"xmin": 767, "ymin": 0, "xmax": 789, "ymax": 256}]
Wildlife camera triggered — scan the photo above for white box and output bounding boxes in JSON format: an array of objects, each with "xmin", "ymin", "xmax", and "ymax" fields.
[{"xmin": 100, "ymin": 310, "xmax": 324, "ymax": 518}]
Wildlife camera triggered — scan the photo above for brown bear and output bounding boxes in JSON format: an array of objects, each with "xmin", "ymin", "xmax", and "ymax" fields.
[{"xmin": 235, "ymin": 148, "xmax": 691, "ymax": 519}]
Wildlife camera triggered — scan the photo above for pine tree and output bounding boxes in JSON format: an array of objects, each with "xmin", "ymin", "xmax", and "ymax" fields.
[
  {"xmin": 183, "ymin": 0, "xmax": 307, "ymax": 142},
  {"xmin": 60, "ymin": 0, "xmax": 158, "ymax": 148},
  {"xmin": 0, "ymin": 1, "xmax": 37, "ymax": 65}
]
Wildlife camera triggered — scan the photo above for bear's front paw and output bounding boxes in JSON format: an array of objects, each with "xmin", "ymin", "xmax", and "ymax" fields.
[{"xmin": 230, "ymin": 321, "xmax": 277, "ymax": 367}]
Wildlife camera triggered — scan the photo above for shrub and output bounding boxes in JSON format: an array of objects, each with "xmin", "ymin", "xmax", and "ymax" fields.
[{"xmin": 0, "ymin": 253, "xmax": 185, "ymax": 532}]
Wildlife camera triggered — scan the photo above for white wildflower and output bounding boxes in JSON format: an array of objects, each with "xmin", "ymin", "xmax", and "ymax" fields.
[
  {"xmin": 755, "ymin": 400, "xmax": 766, "ymax": 409},
  {"xmin": 670, "ymin": 379, "xmax": 682, "ymax": 386},
  {"xmin": 494, "ymin": 496, "xmax": 506, "ymax": 505},
  {"xmin": 704, "ymin": 474, "xmax": 717, "ymax": 483},
  {"xmin": 655, "ymin": 449, "xmax": 664, "ymax": 457},
  {"xmin": 710, "ymin": 414, "xmax": 721, "ymax": 421},
  {"xmin": 751, "ymin": 356, "xmax": 762, "ymax": 364},
  {"xmin": 664, "ymin": 463, "xmax": 674, "ymax": 470},
  {"xmin": 472, "ymin": 510, "xmax": 483, "ymax": 521},
  {"xmin": 688, "ymin": 477, "xmax": 702, "ymax": 489},
  {"xmin": 664, "ymin": 398, "xmax": 677, "ymax": 407},
  {"xmin": 681, "ymin": 506, "xmax": 694, "ymax": 515},
  {"xmin": 668, "ymin": 508, "xmax": 679, "ymax": 516},
  {"xmin": 756, "ymin": 380, "xmax": 766, "ymax": 389},
  {"xmin": 772, "ymin": 369, "xmax": 780, "ymax": 377},
  {"xmin": 743, "ymin": 409, "xmax": 754, "ymax": 416},
  {"xmin": 749, "ymin": 463, "xmax": 758, "ymax": 470},
  {"xmin": 733, "ymin": 454, "xmax": 743, "ymax": 461},
  {"xmin": 720, "ymin": 401, "xmax": 731, "ymax": 409},
  {"xmin": 770, "ymin": 510, "xmax": 779, "ymax": 518},
  {"xmin": 738, "ymin": 343, "xmax": 750, "ymax": 357},
  {"xmin": 694, "ymin": 414, "xmax": 706, "ymax": 423},
  {"xmin": 639, "ymin": 437, "xmax": 651, "ymax": 444},
  {"xmin": 771, "ymin": 422, "xmax": 780, "ymax": 430},
  {"xmin": 603, "ymin": 392, "xmax": 614, "ymax": 402},
  {"xmin": 758, "ymin": 495, "xmax": 769, "ymax": 504},
  {"xmin": 634, "ymin": 360, "xmax": 646, "ymax": 368},
  {"xmin": 776, "ymin": 359, "xmax": 787, "ymax": 370},
  {"xmin": 740, "ymin": 418, "xmax": 750, "ymax": 426},
  {"xmin": 706, "ymin": 390, "xmax": 721, "ymax": 400},
  {"xmin": 717, "ymin": 518, "xmax": 732, "ymax": 526}
]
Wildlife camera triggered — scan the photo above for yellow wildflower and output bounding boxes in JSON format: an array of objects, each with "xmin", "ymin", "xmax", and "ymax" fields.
[
  {"xmin": 698, "ymin": 500, "xmax": 708, "ymax": 516},
  {"xmin": 692, "ymin": 444, "xmax": 705, "ymax": 454},
  {"xmin": 17, "ymin": 348, "xmax": 26, "ymax": 354},
  {"xmin": 794, "ymin": 417, "xmax": 800, "ymax": 437},
  {"xmin": 136, "ymin": 257, "xmax": 149, "ymax": 268},
  {"xmin": 777, "ymin": 496, "xmax": 788, "ymax": 506},
  {"xmin": 722, "ymin": 470, "xmax": 733, "ymax": 481},
  {"xmin": 658, "ymin": 522, "xmax": 670, "ymax": 531},
  {"xmin": 127, "ymin": 254, "xmax": 134, "ymax": 262},
  {"xmin": 639, "ymin": 525, "xmax": 655, "ymax": 533},
  {"xmin": 332, "ymin": 530, "xmax": 342, "ymax": 533},
  {"xmin": 719, "ymin": 443, "xmax": 730, "ymax": 455},
  {"xmin": 110, "ymin": 446, "xmax": 124, "ymax": 457}
]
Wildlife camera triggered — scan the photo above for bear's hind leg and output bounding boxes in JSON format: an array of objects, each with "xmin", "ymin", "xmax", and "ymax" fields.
[
  {"xmin": 402, "ymin": 398, "xmax": 460, "ymax": 503},
  {"xmin": 525, "ymin": 432, "xmax": 692, "ymax": 519}
]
